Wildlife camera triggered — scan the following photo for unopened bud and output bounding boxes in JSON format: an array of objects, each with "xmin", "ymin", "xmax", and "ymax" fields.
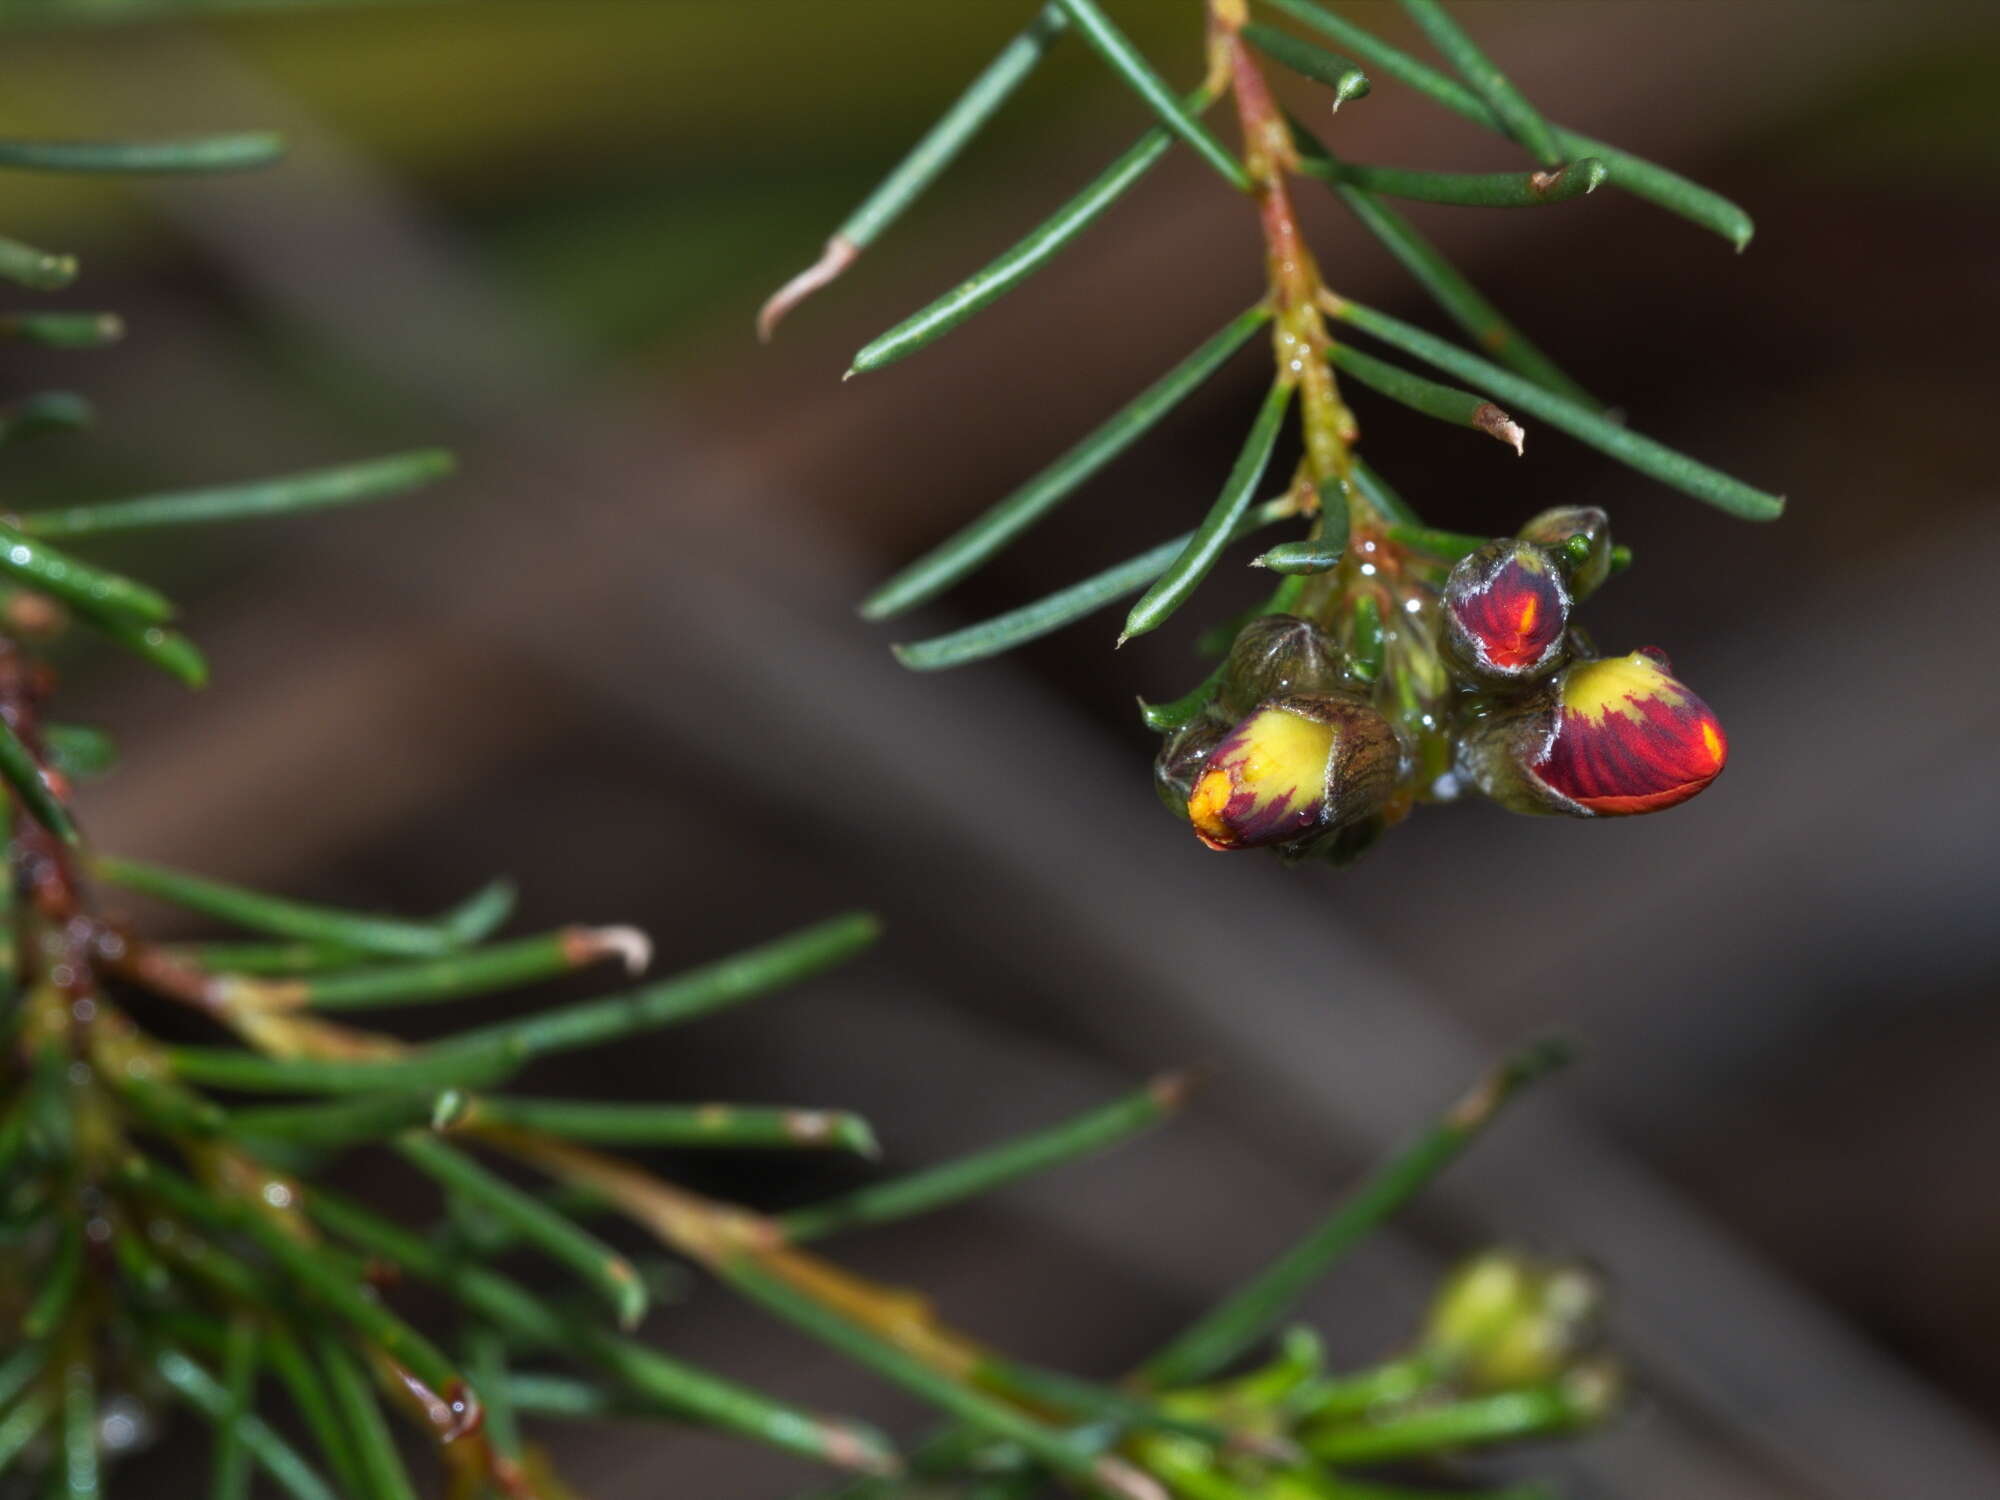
[
  {"xmin": 1458, "ymin": 650, "xmax": 1727, "ymax": 817},
  {"xmin": 1518, "ymin": 506, "xmax": 1614, "ymax": 600},
  {"xmin": 1424, "ymin": 1249, "xmax": 1607, "ymax": 1392},
  {"xmin": 1187, "ymin": 693, "xmax": 1399, "ymax": 855},
  {"xmin": 1441, "ymin": 541, "xmax": 1571, "ymax": 684},
  {"xmin": 1219, "ymin": 614, "xmax": 1350, "ymax": 718}
]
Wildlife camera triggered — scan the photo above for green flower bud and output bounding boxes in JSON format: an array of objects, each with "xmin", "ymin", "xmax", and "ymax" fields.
[
  {"xmin": 1219, "ymin": 614, "xmax": 1351, "ymax": 719},
  {"xmin": 1424, "ymin": 1249, "xmax": 1606, "ymax": 1392},
  {"xmin": 1518, "ymin": 506, "xmax": 1614, "ymax": 600}
]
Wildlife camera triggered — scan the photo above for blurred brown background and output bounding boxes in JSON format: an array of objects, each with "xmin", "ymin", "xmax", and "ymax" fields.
[{"xmin": 5, "ymin": 1, "xmax": 1999, "ymax": 1496}]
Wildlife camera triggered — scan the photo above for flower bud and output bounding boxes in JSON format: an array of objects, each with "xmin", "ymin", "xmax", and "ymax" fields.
[
  {"xmin": 1441, "ymin": 540, "xmax": 1571, "ymax": 685},
  {"xmin": 1218, "ymin": 614, "xmax": 1350, "ymax": 719},
  {"xmin": 1518, "ymin": 505, "xmax": 1613, "ymax": 600},
  {"xmin": 1459, "ymin": 649, "xmax": 1727, "ymax": 817},
  {"xmin": 1187, "ymin": 693, "xmax": 1400, "ymax": 855},
  {"xmin": 1424, "ymin": 1249, "xmax": 1606, "ymax": 1392}
]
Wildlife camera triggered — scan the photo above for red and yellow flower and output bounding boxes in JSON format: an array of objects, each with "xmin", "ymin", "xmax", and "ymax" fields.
[
  {"xmin": 1441, "ymin": 540, "xmax": 1571, "ymax": 683},
  {"xmin": 1186, "ymin": 693, "xmax": 1399, "ymax": 855},
  {"xmin": 1460, "ymin": 649, "xmax": 1727, "ymax": 817}
]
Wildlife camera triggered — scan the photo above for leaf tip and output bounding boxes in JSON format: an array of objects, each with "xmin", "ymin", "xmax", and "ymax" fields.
[{"xmin": 757, "ymin": 235, "xmax": 858, "ymax": 343}]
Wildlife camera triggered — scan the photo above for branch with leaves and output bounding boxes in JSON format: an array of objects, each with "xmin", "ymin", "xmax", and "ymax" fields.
[
  {"xmin": 766, "ymin": 0, "xmax": 1782, "ymax": 867},
  {"xmin": 5, "ymin": 21, "xmax": 1629, "ymax": 1499}
]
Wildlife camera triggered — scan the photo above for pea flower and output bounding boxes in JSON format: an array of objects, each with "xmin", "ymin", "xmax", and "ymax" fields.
[
  {"xmin": 1441, "ymin": 540, "xmax": 1571, "ymax": 684},
  {"xmin": 1186, "ymin": 693, "xmax": 1399, "ymax": 856},
  {"xmin": 1460, "ymin": 648, "xmax": 1727, "ymax": 816}
]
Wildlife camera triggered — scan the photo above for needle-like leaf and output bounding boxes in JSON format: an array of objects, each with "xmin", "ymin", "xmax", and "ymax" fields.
[
  {"xmin": 1241, "ymin": 22, "xmax": 1369, "ymax": 109},
  {"xmin": 1300, "ymin": 153, "xmax": 1606, "ymax": 208},
  {"xmin": 1332, "ymin": 298, "xmax": 1786, "ymax": 519},
  {"xmin": 861, "ymin": 304, "xmax": 1271, "ymax": 619},
  {"xmin": 20, "ymin": 451, "xmax": 456, "ymax": 540},
  {"xmin": 1329, "ymin": 343, "xmax": 1523, "ymax": 452},
  {"xmin": 849, "ymin": 84, "xmax": 1217, "ymax": 375},
  {"xmin": 0, "ymin": 235, "xmax": 77, "ymax": 290},
  {"xmin": 1121, "ymin": 378, "xmax": 1294, "ymax": 644},
  {"xmin": 1262, "ymin": 0, "xmax": 1754, "ymax": 247},
  {"xmin": 0, "ymin": 311, "xmax": 122, "ymax": 348},
  {"xmin": 779, "ymin": 1073, "xmax": 1187, "ymax": 1243},
  {"xmin": 0, "ymin": 717, "xmax": 78, "ymax": 845},
  {"xmin": 1053, "ymin": 0, "xmax": 1250, "ymax": 191},
  {"xmin": 759, "ymin": 3, "xmax": 1070, "ymax": 340},
  {"xmin": 0, "ymin": 133, "xmax": 284, "ymax": 173},
  {"xmin": 893, "ymin": 498, "xmax": 1292, "ymax": 671},
  {"xmin": 1138, "ymin": 1041, "xmax": 1570, "ymax": 1388},
  {"xmin": 1396, "ymin": 0, "xmax": 1565, "ymax": 166}
]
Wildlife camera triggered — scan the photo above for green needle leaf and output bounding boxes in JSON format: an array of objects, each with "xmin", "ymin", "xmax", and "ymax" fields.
[
  {"xmin": 210, "ymin": 1318, "xmax": 259, "ymax": 1500},
  {"xmin": 311, "ymin": 1336, "xmax": 417, "ymax": 1500},
  {"xmin": 1329, "ymin": 342, "xmax": 1523, "ymax": 452},
  {"xmin": 216, "ymin": 925, "xmax": 648, "ymax": 1013},
  {"xmin": 1397, "ymin": 0, "xmax": 1565, "ymax": 167},
  {"xmin": 860, "ymin": 304, "xmax": 1271, "ymax": 620},
  {"xmin": 0, "ymin": 717, "xmax": 79, "ymax": 845},
  {"xmin": 1241, "ymin": 21, "xmax": 1369, "ymax": 108},
  {"xmin": 396, "ymin": 1133, "xmax": 648, "ymax": 1331},
  {"xmin": 223, "ymin": 1092, "xmax": 440, "ymax": 1148},
  {"xmin": 778, "ymin": 1073, "xmax": 1187, "ymax": 1243},
  {"xmin": 440, "ymin": 1095, "xmax": 881, "ymax": 1156},
  {"xmin": 892, "ymin": 497, "xmax": 1291, "ymax": 671},
  {"xmin": 304, "ymin": 1189, "xmax": 901, "ymax": 1476},
  {"xmin": 20, "ymin": 450, "xmax": 456, "ymax": 541},
  {"xmin": 1299, "ymin": 152, "xmax": 1608, "ymax": 208},
  {"xmin": 43, "ymin": 723, "xmax": 117, "ymax": 781},
  {"xmin": 1332, "ymin": 298, "xmax": 1786, "ymax": 520},
  {"xmin": 1120, "ymin": 377, "xmax": 1293, "ymax": 644},
  {"xmin": 759, "ymin": 3, "xmax": 1069, "ymax": 340},
  {"xmin": 1262, "ymin": 0, "xmax": 1754, "ymax": 247},
  {"xmin": 849, "ymin": 82, "xmax": 1216, "ymax": 375},
  {"xmin": 1252, "ymin": 537, "xmax": 1344, "ymax": 575},
  {"xmin": 91, "ymin": 856, "xmax": 516, "ymax": 959},
  {"xmin": 1349, "ymin": 594, "xmax": 1384, "ymax": 683},
  {"xmin": 716, "ymin": 1257, "xmax": 1152, "ymax": 1500},
  {"xmin": 0, "ymin": 1391, "xmax": 52, "ymax": 1477},
  {"xmin": 23, "ymin": 1222, "xmax": 83, "ymax": 1336},
  {"xmin": 1305, "ymin": 1379, "xmax": 1607, "ymax": 1464},
  {"xmin": 1138, "ymin": 1040, "xmax": 1570, "ymax": 1389},
  {"xmin": 0, "ymin": 311, "xmax": 122, "ymax": 348},
  {"xmin": 259, "ymin": 1326, "xmax": 369, "ymax": 1500},
  {"xmin": 162, "ymin": 939, "xmax": 368, "ymax": 976},
  {"xmin": 435, "ymin": 911, "xmax": 879, "ymax": 1064},
  {"xmin": 1386, "ymin": 522, "xmax": 1488, "ymax": 561},
  {"xmin": 0, "ymin": 519, "xmax": 174, "ymax": 624},
  {"xmin": 1347, "ymin": 458, "xmax": 1420, "ymax": 525},
  {"xmin": 0, "ymin": 133, "xmax": 285, "ymax": 173},
  {"xmin": 1137, "ymin": 661, "xmax": 1224, "ymax": 731},
  {"xmin": 75, "ymin": 615, "xmax": 209, "ymax": 688},
  {"xmin": 0, "ymin": 391, "xmax": 92, "ymax": 445},
  {"xmin": 1053, "ymin": 0, "xmax": 1250, "ymax": 191},
  {"xmin": 1326, "ymin": 181, "xmax": 1600, "ymax": 407},
  {"xmin": 0, "ymin": 234, "xmax": 77, "ymax": 290},
  {"xmin": 60, "ymin": 1359, "xmax": 99, "ymax": 1500}
]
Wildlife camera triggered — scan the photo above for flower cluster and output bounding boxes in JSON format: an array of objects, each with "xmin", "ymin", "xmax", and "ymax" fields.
[{"xmin": 1155, "ymin": 504, "xmax": 1728, "ymax": 861}]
